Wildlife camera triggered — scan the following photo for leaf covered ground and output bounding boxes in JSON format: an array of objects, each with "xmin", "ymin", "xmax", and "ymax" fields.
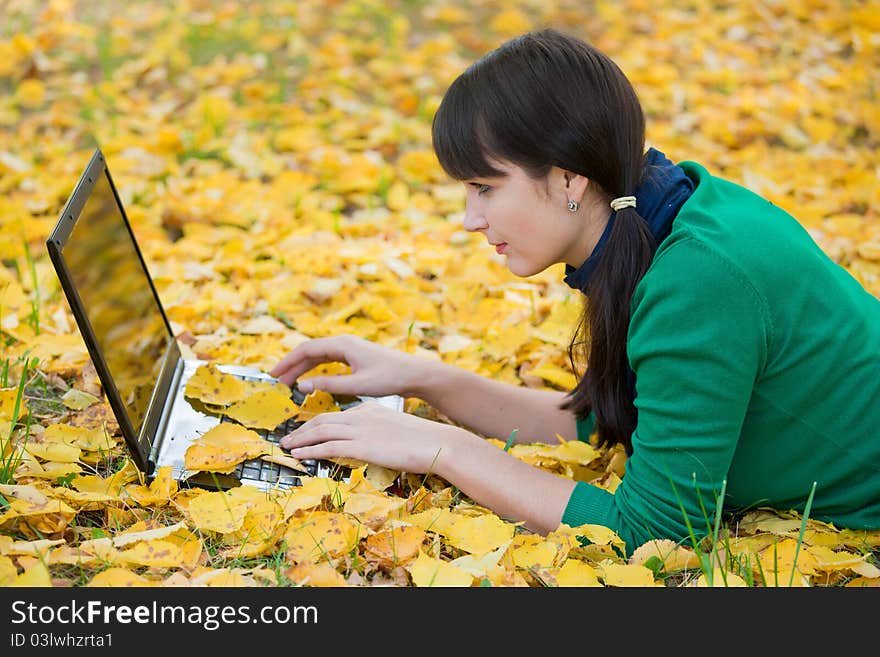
[{"xmin": 1, "ymin": 0, "xmax": 879, "ymax": 587}]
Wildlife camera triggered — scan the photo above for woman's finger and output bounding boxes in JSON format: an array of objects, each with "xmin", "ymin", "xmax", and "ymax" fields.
[
  {"xmin": 280, "ymin": 418, "xmax": 356, "ymax": 449},
  {"xmin": 287, "ymin": 440, "xmax": 365, "ymax": 462},
  {"xmin": 269, "ymin": 337, "xmax": 356, "ymax": 383},
  {"xmin": 296, "ymin": 373, "xmax": 366, "ymax": 394}
]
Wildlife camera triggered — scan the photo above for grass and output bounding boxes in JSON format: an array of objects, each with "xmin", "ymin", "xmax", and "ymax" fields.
[
  {"xmin": 1, "ymin": 355, "xmax": 38, "ymax": 486},
  {"xmin": 669, "ymin": 474, "xmax": 823, "ymax": 587}
]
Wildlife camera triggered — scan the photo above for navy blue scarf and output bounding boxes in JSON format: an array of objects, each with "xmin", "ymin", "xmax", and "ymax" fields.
[{"xmin": 562, "ymin": 147, "xmax": 694, "ymax": 292}]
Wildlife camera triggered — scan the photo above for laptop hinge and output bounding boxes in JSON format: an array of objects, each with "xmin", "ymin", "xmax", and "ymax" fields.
[{"xmin": 144, "ymin": 342, "xmax": 184, "ymax": 475}]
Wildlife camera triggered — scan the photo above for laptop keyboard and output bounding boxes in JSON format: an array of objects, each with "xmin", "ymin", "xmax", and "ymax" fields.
[
  {"xmin": 225, "ymin": 413, "xmax": 311, "ymax": 485},
  {"xmin": 220, "ymin": 374, "xmax": 361, "ymax": 489}
]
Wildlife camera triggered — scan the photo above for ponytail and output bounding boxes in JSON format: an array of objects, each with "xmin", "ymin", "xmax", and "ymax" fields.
[{"xmin": 560, "ymin": 200, "xmax": 656, "ymax": 454}]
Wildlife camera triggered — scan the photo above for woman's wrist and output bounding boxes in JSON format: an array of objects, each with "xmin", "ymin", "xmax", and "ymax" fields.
[
  {"xmin": 402, "ymin": 356, "xmax": 456, "ymax": 402},
  {"xmin": 431, "ymin": 423, "xmax": 473, "ymax": 482}
]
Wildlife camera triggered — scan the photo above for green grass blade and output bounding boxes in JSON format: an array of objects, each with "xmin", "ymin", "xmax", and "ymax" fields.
[{"xmin": 788, "ymin": 481, "xmax": 818, "ymax": 587}]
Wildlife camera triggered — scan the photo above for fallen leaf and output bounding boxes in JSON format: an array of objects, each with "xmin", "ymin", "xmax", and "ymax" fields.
[
  {"xmin": 184, "ymin": 362, "xmax": 245, "ymax": 405},
  {"xmin": 225, "ymin": 389, "xmax": 300, "ymax": 430},
  {"xmin": 61, "ymin": 388, "xmax": 101, "ymax": 410},
  {"xmin": 407, "ymin": 550, "xmax": 473, "ymax": 587}
]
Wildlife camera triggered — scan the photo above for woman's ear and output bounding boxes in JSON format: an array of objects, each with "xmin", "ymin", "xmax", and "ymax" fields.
[{"xmin": 562, "ymin": 169, "xmax": 590, "ymax": 205}]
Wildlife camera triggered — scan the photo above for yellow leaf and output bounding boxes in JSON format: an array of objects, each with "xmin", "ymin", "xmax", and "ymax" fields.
[
  {"xmin": 845, "ymin": 577, "xmax": 880, "ymax": 588},
  {"xmin": 527, "ymin": 362, "xmax": 577, "ymax": 390},
  {"xmin": 187, "ymin": 490, "xmax": 250, "ymax": 534},
  {"xmin": 273, "ymin": 481, "xmax": 335, "ymax": 519},
  {"xmin": 397, "ymin": 150, "xmax": 444, "ymax": 185},
  {"xmin": 123, "ymin": 466, "xmax": 178, "ymax": 506},
  {"xmin": 184, "ymin": 363, "xmax": 246, "ymax": 405},
  {"xmin": 71, "ymin": 460, "xmax": 140, "ymax": 496},
  {"xmin": 448, "ymin": 541, "xmax": 512, "ymax": 579},
  {"xmin": 115, "ymin": 526, "xmax": 202, "ymax": 570},
  {"xmin": 60, "ymin": 388, "xmax": 100, "ymax": 410},
  {"xmin": 0, "ymin": 537, "xmax": 65, "ymax": 557},
  {"xmin": 757, "ymin": 537, "xmax": 818, "ymax": 578},
  {"xmin": 10, "ymin": 560, "xmax": 51, "ymax": 587},
  {"xmin": 532, "ymin": 295, "xmax": 582, "ymax": 346},
  {"xmin": 512, "ymin": 540, "xmax": 560, "ymax": 571},
  {"xmin": 86, "ymin": 568, "xmax": 154, "ymax": 587},
  {"xmin": 489, "ymin": 8, "xmax": 532, "ymax": 37},
  {"xmin": 364, "ymin": 524, "xmax": 427, "ymax": 568},
  {"xmin": 850, "ymin": 561, "xmax": 880, "ymax": 579},
  {"xmin": 296, "ymin": 390, "xmax": 340, "ymax": 421},
  {"xmin": 629, "ymin": 539, "xmax": 702, "ymax": 572},
  {"xmin": 187, "ymin": 569, "xmax": 257, "ymax": 587},
  {"xmin": 225, "ymin": 389, "xmax": 300, "ymax": 430},
  {"xmin": 284, "ymin": 511, "xmax": 363, "ymax": 564},
  {"xmin": 18, "ymin": 461, "xmax": 81, "ymax": 479},
  {"xmin": 443, "ymin": 513, "xmax": 516, "ymax": 555},
  {"xmin": 364, "ymin": 464, "xmax": 399, "ymax": 491},
  {"xmin": 555, "ymin": 523, "xmax": 627, "ymax": 553},
  {"xmin": 692, "ymin": 568, "xmax": 749, "ymax": 587},
  {"xmin": 343, "ymin": 491, "xmax": 406, "ymax": 528},
  {"xmin": 184, "ymin": 422, "xmax": 271, "ymax": 473},
  {"xmin": 15, "ymin": 78, "xmax": 45, "ymax": 108},
  {"xmin": 286, "ymin": 562, "xmax": 348, "ymax": 587},
  {"xmin": 259, "ymin": 449, "xmax": 310, "ymax": 474},
  {"xmin": 239, "ymin": 315, "xmax": 289, "ymax": 335},
  {"xmin": 0, "ymin": 387, "xmax": 27, "ymax": 422},
  {"xmin": 0, "ymin": 497, "xmax": 76, "ymax": 538},
  {"xmin": 24, "ymin": 441, "xmax": 82, "ymax": 463},
  {"xmin": 242, "ymin": 380, "xmax": 292, "ymax": 397},
  {"xmin": 0, "ymin": 483, "xmax": 49, "ymax": 505},
  {"xmin": 224, "ymin": 486, "xmax": 286, "ymax": 542},
  {"xmin": 408, "ymin": 550, "xmax": 473, "ymax": 587},
  {"xmin": 556, "ymin": 559, "xmax": 602, "ymax": 587},
  {"xmin": 385, "ymin": 180, "xmax": 409, "ymax": 211},
  {"xmin": 0, "ymin": 556, "xmax": 17, "ymax": 586},
  {"xmin": 113, "ymin": 521, "xmax": 190, "ymax": 547},
  {"xmin": 47, "ymin": 488, "xmax": 116, "ymax": 510},
  {"xmin": 48, "ymin": 538, "xmax": 117, "ymax": 567},
  {"xmin": 806, "ymin": 545, "xmax": 871, "ymax": 571},
  {"xmin": 43, "ymin": 423, "xmax": 115, "ymax": 452},
  {"xmin": 598, "ymin": 562, "xmax": 659, "ymax": 587}
]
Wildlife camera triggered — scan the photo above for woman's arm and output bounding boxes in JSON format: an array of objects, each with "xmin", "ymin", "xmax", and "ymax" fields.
[
  {"xmin": 270, "ymin": 335, "xmax": 579, "ymax": 445},
  {"xmin": 280, "ymin": 402, "xmax": 577, "ymax": 534},
  {"xmin": 438, "ymin": 426, "xmax": 578, "ymax": 533},
  {"xmin": 412, "ymin": 359, "xmax": 579, "ymax": 445}
]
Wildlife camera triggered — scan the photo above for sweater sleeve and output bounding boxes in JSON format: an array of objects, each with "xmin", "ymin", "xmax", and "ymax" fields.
[{"xmin": 562, "ymin": 237, "xmax": 769, "ymax": 555}]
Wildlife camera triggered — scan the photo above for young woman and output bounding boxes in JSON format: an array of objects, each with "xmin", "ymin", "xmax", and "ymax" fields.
[{"xmin": 271, "ymin": 28, "xmax": 880, "ymax": 555}]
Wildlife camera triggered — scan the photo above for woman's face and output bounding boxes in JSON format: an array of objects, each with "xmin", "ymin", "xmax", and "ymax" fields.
[{"xmin": 461, "ymin": 160, "xmax": 605, "ymax": 277}]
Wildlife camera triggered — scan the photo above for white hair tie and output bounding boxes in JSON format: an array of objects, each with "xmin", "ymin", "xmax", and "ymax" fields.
[{"xmin": 610, "ymin": 196, "xmax": 637, "ymax": 211}]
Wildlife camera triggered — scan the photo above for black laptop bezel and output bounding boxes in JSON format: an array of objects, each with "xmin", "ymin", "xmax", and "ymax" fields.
[{"xmin": 46, "ymin": 148, "xmax": 182, "ymax": 475}]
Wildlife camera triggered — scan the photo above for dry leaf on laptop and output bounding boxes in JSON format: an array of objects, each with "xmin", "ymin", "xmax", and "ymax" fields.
[
  {"xmin": 225, "ymin": 389, "xmax": 300, "ymax": 430},
  {"xmin": 295, "ymin": 390, "xmax": 340, "ymax": 421},
  {"xmin": 184, "ymin": 362, "xmax": 246, "ymax": 406},
  {"xmin": 183, "ymin": 423, "xmax": 272, "ymax": 473},
  {"xmin": 260, "ymin": 447, "xmax": 310, "ymax": 474}
]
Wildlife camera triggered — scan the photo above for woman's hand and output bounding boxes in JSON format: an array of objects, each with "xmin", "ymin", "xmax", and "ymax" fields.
[
  {"xmin": 269, "ymin": 334, "xmax": 433, "ymax": 398},
  {"xmin": 278, "ymin": 401, "xmax": 467, "ymax": 475}
]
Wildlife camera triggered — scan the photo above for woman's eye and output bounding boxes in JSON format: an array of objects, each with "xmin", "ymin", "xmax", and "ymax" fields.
[{"xmin": 470, "ymin": 183, "xmax": 491, "ymax": 195}]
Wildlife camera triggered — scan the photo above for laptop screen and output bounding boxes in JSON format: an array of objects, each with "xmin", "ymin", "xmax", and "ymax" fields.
[{"xmin": 63, "ymin": 166, "xmax": 171, "ymax": 438}]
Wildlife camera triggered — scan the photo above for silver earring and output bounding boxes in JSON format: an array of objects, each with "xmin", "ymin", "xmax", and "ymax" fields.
[{"xmin": 567, "ymin": 199, "xmax": 579, "ymax": 212}]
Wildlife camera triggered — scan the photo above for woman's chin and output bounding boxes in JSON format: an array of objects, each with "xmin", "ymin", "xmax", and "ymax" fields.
[{"xmin": 505, "ymin": 257, "xmax": 543, "ymax": 278}]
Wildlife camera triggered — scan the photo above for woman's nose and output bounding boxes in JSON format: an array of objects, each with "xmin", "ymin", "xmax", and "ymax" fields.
[{"xmin": 462, "ymin": 199, "xmax": 488, "ymax": 232}]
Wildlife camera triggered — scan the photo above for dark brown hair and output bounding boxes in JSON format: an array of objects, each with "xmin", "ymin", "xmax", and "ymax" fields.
[{"xmin": 431, "ymin": 28, "xmax": 656, "ymax": 454}]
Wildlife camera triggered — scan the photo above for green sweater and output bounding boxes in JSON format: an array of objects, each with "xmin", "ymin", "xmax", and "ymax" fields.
[{"xmin": 562, "ymin": 161, "xmax": 880, "ymax": 555}]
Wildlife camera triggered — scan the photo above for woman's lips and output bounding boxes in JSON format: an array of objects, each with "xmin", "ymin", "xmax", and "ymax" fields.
[{"xmin": 495, "ymin": 243, "xmax": 507, "ymax": 254}]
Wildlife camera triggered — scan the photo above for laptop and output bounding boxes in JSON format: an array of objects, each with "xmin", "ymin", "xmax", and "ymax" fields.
[{"xmin": 46, "ymin": 148, "xmax": 404, "ymax": 492}]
